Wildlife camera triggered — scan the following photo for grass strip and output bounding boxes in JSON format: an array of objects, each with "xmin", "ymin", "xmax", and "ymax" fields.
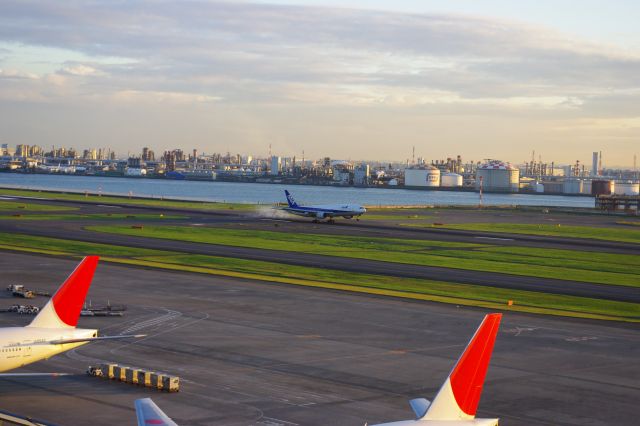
[
  {"xmin": 0, "ymin": 187, "xmax": 256, "ymax": 211},
  {"xmin": 0, "ymin": 213, "xmax": 187, "ymax": 221},
  {"xmin": 86, "ymin": 225, "xmax": 640, "ymax": 288},
  {"xmin": 429, "ymin": 222, "xmax": 640, "ymax": 244},
  {"xmin": 618, "ymin": 221, "xmax": 640, "ymax": 227},
  {"xmin": 0, "ymin": 231, "xmax": 637, "ymax": 322},
  {"xmin": 0, "ymin": 200, "xmax": 77, "ymax": 212}
]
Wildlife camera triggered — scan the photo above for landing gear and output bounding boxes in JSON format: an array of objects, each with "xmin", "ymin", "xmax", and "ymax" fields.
[{"xmin": 328, "ymin": 218, "xmax": 336, "ymax": 224}]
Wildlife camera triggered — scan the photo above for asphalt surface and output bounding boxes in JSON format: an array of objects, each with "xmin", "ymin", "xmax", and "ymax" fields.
[
  {"xmin": 0, "ymin": 220, "xmax": 637, "ymax": 304},
  {"xmin": 0, "ymin": 253, "xmax": 638, "ymax": 426},
  {"xmin": 1, "ymin": 195, "xmax": 640, "ymax": 304},
  {"xmin": 7, "ymin": 194, "xmax": 640, "ymax": 254}
]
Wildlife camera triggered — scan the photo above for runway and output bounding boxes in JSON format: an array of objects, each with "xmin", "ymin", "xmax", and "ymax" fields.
[
  {"xmin": 0, "ymin": 215, "xmax": 638, "ymax": 304},
  {"xmin": 6, "ymin": 194, "xmax": 640, "ymax": 254},
  {"xmin": 0, "ymin": 253, "xmax": 638, "ymax": 426}
]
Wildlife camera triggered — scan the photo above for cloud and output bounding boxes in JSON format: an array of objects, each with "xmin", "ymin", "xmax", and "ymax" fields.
[
  {"xmin": 0, "ymin": 0, "xmax": 638, "ymax": 109},
  {"xmin": 0, "ymin": 1, "xmax": 638, "ymax": 164},
  {"xmin": 59, "ymin": 64, "xmax": 98, "ymax": 76}
]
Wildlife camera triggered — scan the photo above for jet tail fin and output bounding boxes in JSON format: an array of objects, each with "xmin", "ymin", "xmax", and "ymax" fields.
[
  {"xmin": 135, "ymin": 398, "xmax": 178, "ymax": 426},
  {"xmin": 28, "ymin": 256, "xmax": 99, "ymax": 329},
  {"xmin": 284, "ymin": 190, "xmax": 299, "ymax": 208},
  {"xmin": 422, "ymin": 313, "xmax": 502, "ymax": 421}
]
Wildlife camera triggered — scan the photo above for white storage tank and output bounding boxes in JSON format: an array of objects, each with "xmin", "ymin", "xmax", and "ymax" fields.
[
  {"xmin": 404, "ymin": 166, "xmax": 440, "ymax": 187},
  {"xmin": 475, "ymin": 160, "xmax": 519, "ymax": 192},
  {"xmin": 581, "ymin": 180, "xmax": 592, "ymax": 195},
  {"xmin": 614, "ymin": 181, "xmax": 640, "ymax": 195},
  {"xmin": 440, "ymin": 172, "xmax": 463, "ymax": 187},
  {"xmin": 563, "ymin": 178, "xmax": 583, "ymax": 194}
]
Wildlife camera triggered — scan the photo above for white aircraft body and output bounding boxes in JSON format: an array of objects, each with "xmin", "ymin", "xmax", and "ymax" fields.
[
  {"xmin": 134, "ymin": 313, "xmax": 502, "ymax": 426},
  {"xmin": 371, "ymin": 313, "xmax": 502, "ymax": 426},
  {"xmin": 0, "ymin": 256, "xmax": 143, "ymax": 373},
  {"xmin": 282, "ymin": 190, "xmax": 366, "ymax": 222}
]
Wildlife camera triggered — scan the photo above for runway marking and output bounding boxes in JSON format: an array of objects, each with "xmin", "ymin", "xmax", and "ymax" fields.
[
  {"xmin": 255, "ymin": 417, "xmax": 299, "ymax": 426},
  {"xmin": 565, "ymin": 336, "xmax": 598, "ymax": 342},
  {"xmin": 96, "ymin": 204, "xmax": 121, "ymax": 208},
  {"xmin": 0, "ymin": 197, "xmax": 16, "ymax": 200},
  {"xmin": 503, "ymin": 327, "xmax": 538, "ymax": 337},
  {"xmin": 191, "ymin": 223, "xmax": 205, "ymax": 226},
  {"xmin": 474, "ymin": 236, "xmax": 515, "ymax": 241},
  {"xmin": 297, "ymin": 334, "xmax": 321, "ymax": 339},
  {"xmin": 120, "ymin": 309, "xmax": 182, "ymax": 334}
]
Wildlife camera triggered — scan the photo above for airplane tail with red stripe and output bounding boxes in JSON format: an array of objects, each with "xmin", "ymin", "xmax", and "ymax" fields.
[
  {"xmin": 422, "ymin": 313, "xmax": 502, "ymax": 422},
  {"xmin": 28, "ymin": 256, "xmax": 99, "ymax": 329}
]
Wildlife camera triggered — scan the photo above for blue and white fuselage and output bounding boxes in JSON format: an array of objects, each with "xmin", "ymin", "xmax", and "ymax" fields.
[{"xmin": 282, "ymin": 190, "xmax": 366, "ymax": 221}]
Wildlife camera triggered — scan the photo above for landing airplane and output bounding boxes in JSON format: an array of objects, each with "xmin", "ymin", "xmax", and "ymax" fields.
[
  {"xmin": 134, "ymin": 313, "xmax": 502, "ymax": 426},
  {"xmin": 0, "ymin": 256, "xmax": 144, "ymax": 373},
  {"xmin": 282, "ymin": 190, "xmax": 366, "ymax": 222},
  {"xmin": 370, "ymin": 313, "xmax": 502, "ymax": 426}
]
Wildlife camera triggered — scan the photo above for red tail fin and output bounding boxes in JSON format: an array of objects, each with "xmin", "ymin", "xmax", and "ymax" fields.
[
  {"xmin": 423, "ymin": 313, "xmax": 502, "ymax": 421},
  {"xmin": 449, "ymin": 313, "xmax": 502, "ymax": 416},
  {"xmin": 29, "ymin": 256, "xmax": 99, "ymax": 328}
]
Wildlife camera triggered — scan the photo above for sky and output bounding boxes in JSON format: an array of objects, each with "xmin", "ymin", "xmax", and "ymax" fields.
[{"xmin": 0, "ymin": 1, "xmax": 639, "ymax": 166}]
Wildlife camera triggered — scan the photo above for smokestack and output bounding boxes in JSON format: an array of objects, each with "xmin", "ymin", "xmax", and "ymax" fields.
[{"xmin": 592, "ymin": 152, "xmax": 599, "ymax": 177}]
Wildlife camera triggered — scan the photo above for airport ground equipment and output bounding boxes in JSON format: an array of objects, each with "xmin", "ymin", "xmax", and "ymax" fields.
[
  {"xmin": 8, "ymin": 304, "xmax": 40, "ymax": 315},
  {"xmin": 6, "ymin": 284, "xmax": 49, "ymax": 298},
  {"xmin": 7, "ymin": 284, "xmax": 34, "ymax": 299},
  {"xmin": 87, "ymin": 363, "xmax": 179, "ymax": 392}
]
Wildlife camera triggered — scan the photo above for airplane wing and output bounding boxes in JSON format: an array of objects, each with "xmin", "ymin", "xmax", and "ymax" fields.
[
  {"xmin": 0, "ymin": 373, "xmax": 71, "ymax": 377},
  {"xmin": 135, "ymin": 398, "xmax": 178, "ymax": 426},
  {"xmin": 47, "ymin": 334, "xmax": 146, "ymax": 345}
]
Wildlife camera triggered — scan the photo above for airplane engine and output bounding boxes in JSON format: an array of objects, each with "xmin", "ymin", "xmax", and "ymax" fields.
[{"xmin": 315, "ymin": 212, "xmax": 325, "ymax": 219}]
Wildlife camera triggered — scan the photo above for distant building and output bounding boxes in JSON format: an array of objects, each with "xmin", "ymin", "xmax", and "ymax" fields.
[
  {"xmin": 354, "ymin": 164, "xmax": 370, "ymax": 186},
  {"xmin": 142, "ymin": 147, "xmax": 155, "ymax": 162},
  {"xmin": 475, "ymin": 160, "xmax": 519, "ymax": 193},
  {"xmin": 592, "ymin": 152, "xmax": 599, "ymax": 177},
  {"xmin": 404, "ymin": 165, "xmax": 440, "ymax": 187},
  {"xmin": 270, "ymin": 156, "xmax": 281, "ymax": 176},
  {"xmin": 15, "ymin": 144, "xmax": 29, "ymax": 157}
]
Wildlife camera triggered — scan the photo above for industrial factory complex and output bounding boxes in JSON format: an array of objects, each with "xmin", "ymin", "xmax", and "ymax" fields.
[{"xmin": 2, "ymin": 144, "xmax": 639, "ymax": 200}]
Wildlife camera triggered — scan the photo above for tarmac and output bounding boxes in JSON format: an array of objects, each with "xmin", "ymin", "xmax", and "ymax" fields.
[
  {"xmin": 0, "ymin": 253, "xmax": 638, "ymax": 426},
  {"xmin": 0, "ymin": 197, "xmax": 638, "ymax": 304}
]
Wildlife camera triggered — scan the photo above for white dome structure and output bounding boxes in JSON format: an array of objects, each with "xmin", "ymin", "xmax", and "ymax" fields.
[
  {"xmin": 404, "ymin": 166, "xmax": 441, "ymax": 187},
  {"xmin": 475, "ymin": 160, "xmax": 519, "ymax": 193},
  {"xmin": 441, "ymin": 172, "xmax": 463, "ymax": 187}
]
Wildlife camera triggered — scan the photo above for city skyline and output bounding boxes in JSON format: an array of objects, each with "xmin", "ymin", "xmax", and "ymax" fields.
[{"xmin": 1, "ymin": 1, "xmax": 639, "ymax": 166}]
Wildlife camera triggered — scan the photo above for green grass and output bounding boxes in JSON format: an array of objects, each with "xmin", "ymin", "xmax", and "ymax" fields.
[
  {"xmin": 87, "ymin": 225, "xmax": 640, "ymax": 288},
  {"xmin": 0, "ymin": 213, "xmax": 187, "ymax": 221},
  {"xmin": 0, "ymin": 200, "xmax": 77, "ymax": 212},
  {"xmin": 430, "ymin": 222, "xmax": 640, "ymax": 244},
  {"xmin": 0, "ymin": 232, "xmax": 168, "ymax": 257},
  {"xmin": 0, "ymin": 187, "xmax": 257, "ymax": 211},
  {"xmin": 0, "ymin": 231, "xmax": 637, "ymax": 322},
  {"xmin": 360, "ymin": 213, "xmax": 432, "ymax": 221},
  {"xmin": 618, "ymin": 221, "xmax": 640, "ymax": 227}
]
